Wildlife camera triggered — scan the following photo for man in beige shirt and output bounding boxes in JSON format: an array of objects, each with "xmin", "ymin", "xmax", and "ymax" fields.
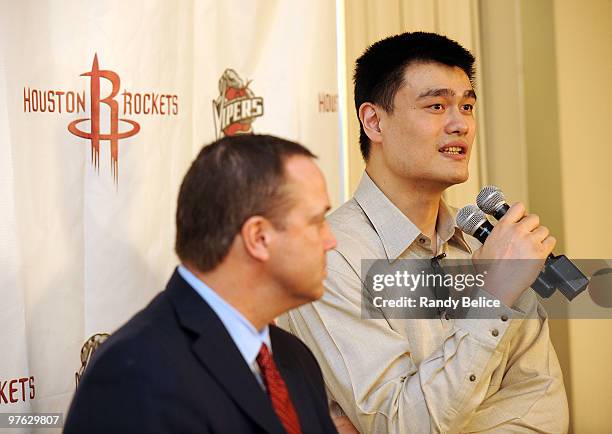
[{"xmin": 280, "ymin": 32, "xmax": 569, "ymax": 433}]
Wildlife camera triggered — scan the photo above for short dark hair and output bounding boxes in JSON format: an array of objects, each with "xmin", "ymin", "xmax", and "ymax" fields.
[
  {"xmin": 354, "ymin": 31, "xmax": 476, "ymax": 160},
  {"xmin": 175, "ymin": 134, "xmax": 316, "ymax": 272}
]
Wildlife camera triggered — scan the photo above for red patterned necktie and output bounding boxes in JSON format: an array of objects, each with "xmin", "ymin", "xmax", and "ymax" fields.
[{"xmin": 256, "ymin": 343, "xmax": 303, "ymax": 434}]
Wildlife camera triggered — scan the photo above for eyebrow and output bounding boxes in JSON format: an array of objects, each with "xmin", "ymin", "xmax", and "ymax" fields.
[
  {"xmin": 310, "ymin": 205, "xmax": 331, "ymax": 222},
  {"xmin": 417, "ymin": 88, "xmax": 477, "ymax": 100}
]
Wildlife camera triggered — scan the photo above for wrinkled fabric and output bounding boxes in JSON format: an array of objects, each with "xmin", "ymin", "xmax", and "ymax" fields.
[{"xmin": 279, "ymin": 173, "xmax": 569, "ymax": 434}]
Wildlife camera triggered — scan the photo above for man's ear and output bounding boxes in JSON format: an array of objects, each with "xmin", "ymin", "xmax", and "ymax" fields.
[
  {"xmin": 359, "ymin": 102, "xmax": 383, "ymax": 143},
  {"xmin": 240, "ymin": 216, "xmax": 272, "ymax": 262}
]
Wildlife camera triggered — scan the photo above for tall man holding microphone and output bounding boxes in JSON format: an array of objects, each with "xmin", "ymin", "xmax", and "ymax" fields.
[{"xmin": 281, "ymin": 32, "xmax": 569, "ymax": 433}]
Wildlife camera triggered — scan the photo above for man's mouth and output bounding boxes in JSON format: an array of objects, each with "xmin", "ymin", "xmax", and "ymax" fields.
[
  {"xmin": 438, "ymin": 143, "xmax": 467, "ymax": 155},
  {"xmin": 439, "ymin": 146, "xmax": 464, "ymax": 155}
]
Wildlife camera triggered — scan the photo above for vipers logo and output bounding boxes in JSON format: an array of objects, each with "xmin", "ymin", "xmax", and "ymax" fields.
[{"xmin": 212, "ymin": 69, "xmax": 264, "ymax": 138}]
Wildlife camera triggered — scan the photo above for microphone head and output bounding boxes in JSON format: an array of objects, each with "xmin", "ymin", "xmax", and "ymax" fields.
[
  {"xmin": 477, "ymin": 185, "xmax": 506, "ymax": 214},
  {"xmin": 456, "ymin": 205, "xmax": 488, "ymax": 236}
]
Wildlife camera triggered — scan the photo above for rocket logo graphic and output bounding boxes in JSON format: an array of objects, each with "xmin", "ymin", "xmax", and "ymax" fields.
[
  {"xmin": 67, "ymin": 54, "xmax": 140, "ymax": 183},
  {"xmin": 212, "ymin": 69, "xmax": 264, "ymax": 138}
]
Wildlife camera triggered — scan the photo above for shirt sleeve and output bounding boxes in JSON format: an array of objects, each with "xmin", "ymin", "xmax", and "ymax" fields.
[
  {"xmin": 460, "ymin": 300, "xmax": 569, "ymax": 433},
  {"xmin": 284, "ymin": 250, "xmax": 567, "ymax": 434}
]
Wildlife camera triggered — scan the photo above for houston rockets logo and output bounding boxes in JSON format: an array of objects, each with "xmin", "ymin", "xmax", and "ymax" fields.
[
  {"xmin": 22, "ymin": 55, "xmax": 179, "ymax": 187},
  {"xmin": 68, "ymin": 54, "xmax": 140, "ymax": 183},
  {"xmin": 213, "ymin": 69, "xmax": 264, "ymax": 138}
]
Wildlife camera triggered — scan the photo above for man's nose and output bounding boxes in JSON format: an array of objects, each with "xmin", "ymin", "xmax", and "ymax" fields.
[
  {"xmin": 323, "ymin": 223, "xmax": 337, "ymax": 251},
  {"xmin": 445, "ymin": 108, "xmax": 469, "ymax": 135}
]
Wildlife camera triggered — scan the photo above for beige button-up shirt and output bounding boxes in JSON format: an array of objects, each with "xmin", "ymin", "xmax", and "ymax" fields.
[{"xmin": 280, "ymin": 173, "xmax": 569, "ymax": 434}]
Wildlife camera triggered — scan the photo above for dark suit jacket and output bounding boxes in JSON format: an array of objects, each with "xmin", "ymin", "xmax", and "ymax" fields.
[{"xmin": 64, "ymin": 269, "xmax": 337, "ymax": 434}]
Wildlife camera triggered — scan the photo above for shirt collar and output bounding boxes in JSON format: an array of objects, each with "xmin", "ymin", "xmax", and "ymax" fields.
[
  {"xmin": 438, "ymin": 198, "xmax": 471, "ymax": 251},
  {"xmin": 177, "ymin": 265, "xmax": 271, "ymax": 367},
  {"xmin": 353, "ymin": 172, "xmax": 470, "ymax": 261}
]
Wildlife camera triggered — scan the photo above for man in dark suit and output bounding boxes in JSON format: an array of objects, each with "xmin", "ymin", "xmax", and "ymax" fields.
[{"xmin": 64, "ymin": 134, "xmax": 339, "ymax": 434}]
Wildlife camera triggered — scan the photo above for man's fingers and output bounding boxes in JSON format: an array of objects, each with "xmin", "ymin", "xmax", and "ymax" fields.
[
  {"xmin": 499, "ymin": 202, "xmax": 526, "ymax": 224},
  {"xmin": 519, "ymin": 214, "xmax": 540, "ymax": 232},
  {"xmin": 531, "ymin": 225, "xmax": 550, "ymax": 242},
  {"xmin": 542, "ymin": 235, "xmax": 557, "ymax": 254}
]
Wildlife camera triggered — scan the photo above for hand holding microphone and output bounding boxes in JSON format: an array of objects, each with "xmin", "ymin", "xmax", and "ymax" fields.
[
  {"xmin": 457, "ymin": 187, "xmax": 589, "ymax": 302},
  {"xmin": 457, "ymin": 202, "xmax": 555, "ymax": 307}
]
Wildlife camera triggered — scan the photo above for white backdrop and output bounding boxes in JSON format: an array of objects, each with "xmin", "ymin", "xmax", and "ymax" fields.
[{"xmin": 0, "ymin": 0, "xmax": 342, "ymax": 426}]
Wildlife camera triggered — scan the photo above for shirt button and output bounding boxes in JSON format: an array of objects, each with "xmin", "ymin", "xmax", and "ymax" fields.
[
  {"xmin": 491, "ymin": 329, "xmax": 499, "ymax": 337},
  {"xmin": 419, "ymin": 237, "xmax": 426, "ymax": 243},
  {"xmin": 469, "ymin": 374, "xmax": 476, "ymax": 382},
  {"xmin": 501, "ymin": 315, "xmax": 508, "ymax": 322}
]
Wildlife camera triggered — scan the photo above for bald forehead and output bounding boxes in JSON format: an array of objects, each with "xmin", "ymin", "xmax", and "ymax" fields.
[
  {"xmin": 283, "ymin": 154, "xmax": 319, "ymax": 178},
  {"xmin": 283, "ymin": 155, "xmax": 330, "ymax": 209}
]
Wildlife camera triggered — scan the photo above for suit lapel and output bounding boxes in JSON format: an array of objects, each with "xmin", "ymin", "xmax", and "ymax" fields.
[
  {"xmin": 271, "ymin": 328, "xmax": 321, "ymax": 434},
  {"xmin": 165, "ymin": 270, "xmax": 285, "ymax": 434}
]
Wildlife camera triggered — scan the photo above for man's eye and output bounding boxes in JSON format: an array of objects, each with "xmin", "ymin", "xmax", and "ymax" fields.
[
  {"xmin": 429, "ymin": 104, "xmax": 444, "ymax": 111},
  {"xmin": 462, "ymin": 104, "xmax": 474, "ymax": 112}
]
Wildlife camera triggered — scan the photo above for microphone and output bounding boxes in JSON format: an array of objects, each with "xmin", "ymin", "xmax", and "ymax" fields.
[
  {"xmin": 476, "ymin": 185, "xmax": 509, "ymax": 220},
  {"xmin": 455, "ymin": 205, "xmax": 494, "ymax": 244},
  {"xmin": 474, "ymin": 186, "xmax": 589, "ymax": 300},
  {"xmin": 456, "ymin": 204, "xmax": 557, "ymax": 298}
]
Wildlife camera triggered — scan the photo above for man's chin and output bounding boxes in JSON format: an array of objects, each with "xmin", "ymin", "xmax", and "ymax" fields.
[
  {"xmin": 308, "ymin": 283, "xmax": 326, "ymax": 302},
  {"xmin": 442, "ymin": 170, "xmax": 469, "ymax": 186},
  {"xmin": 452, "ymin": 174, "xmax": 469, "ymax": 185},
  {"xmin": 429, "ymin": 177, "xmax": 468, "ymax": 192}
]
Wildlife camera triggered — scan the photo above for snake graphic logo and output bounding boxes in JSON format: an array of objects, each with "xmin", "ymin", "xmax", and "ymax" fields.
[
  {"xmin": 212, "ymin": 69, "xmax": 264, "ymax": 138},
  {"xmin": 68, "ymin": 54, "xmax": 140, "ymax": 183}
]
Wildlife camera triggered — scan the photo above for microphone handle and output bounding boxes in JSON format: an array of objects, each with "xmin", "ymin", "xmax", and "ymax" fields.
[
  {"xmin": 472, "ymin": 220, "xmax": 494, "ymax": 244},
  {"xmin": 491, "ymin": 203, "xmax": 509, "ymax": 221},
  {"xmin": 490, "ymin": 201, "xmax": 588, "ymax": 299},
  {"xmin": 472, "ymin": 218, "xmax": 557, "ymax": 298}
]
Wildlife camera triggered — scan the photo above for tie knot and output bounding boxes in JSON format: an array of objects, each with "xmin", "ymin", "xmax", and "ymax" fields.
[
  {"xmin": 254, "ymin": 343, "xmax": 302, "ymax": 434},
  {"xmin": 256, "ymin": 343, "xmax": 272, "ymax": 370}
]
